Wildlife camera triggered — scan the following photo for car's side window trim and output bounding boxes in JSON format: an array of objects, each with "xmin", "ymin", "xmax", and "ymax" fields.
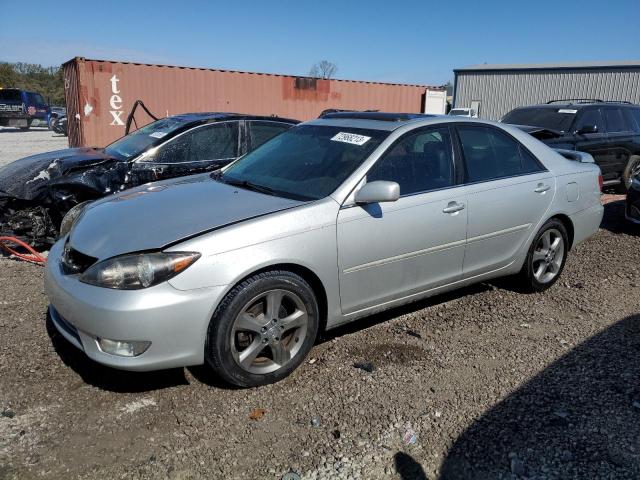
[
  {"xmin": 136, "ymin": 120, "xmax": 240, "ymax": 165},
  {"xmin": 360, "ymin": 125, "xmax": 459, "ymax": 199},
  {"xmin": 453, "ymin": 123, "xmax": 548, "ymax": 186}
]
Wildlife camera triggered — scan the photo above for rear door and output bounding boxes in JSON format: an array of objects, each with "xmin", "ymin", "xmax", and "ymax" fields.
[
  {"xmin": 337, "ymin": 126, "xmax": 467, "ymax": 314},
  {"xmin": 456, "ymin": 125, "xmax": 554, "ymax": 276}
]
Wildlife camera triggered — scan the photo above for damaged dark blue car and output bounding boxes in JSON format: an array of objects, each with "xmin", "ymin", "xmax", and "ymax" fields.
[{"xmin": 0, "ymin": 113, "xmax": 298, "ymax": 244}]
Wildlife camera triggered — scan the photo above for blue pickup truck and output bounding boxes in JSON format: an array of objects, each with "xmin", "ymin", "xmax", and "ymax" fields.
[{"xmin": 0, "ymin": 88, "xmax": 51, "ymax": 130}]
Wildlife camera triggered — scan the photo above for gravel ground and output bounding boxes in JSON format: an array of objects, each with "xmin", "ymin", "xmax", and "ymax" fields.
[
  {"xmin": 0, "ymin": 128, "xmax": 68, "ymax": 168},
  {"xmin": 0, "ymin": 199, "xmax": 638, "ymax": 479}
]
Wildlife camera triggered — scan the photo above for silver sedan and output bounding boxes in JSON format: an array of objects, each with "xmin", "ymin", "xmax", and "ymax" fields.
[{"xmin": 45, "ymin": 113, "xmax": 603, "ymax": 387}]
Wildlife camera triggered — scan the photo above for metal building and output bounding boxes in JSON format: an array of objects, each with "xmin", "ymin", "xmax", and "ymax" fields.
[{"xmin": 453, "ymin": 60, "xmax": 640, "ymax": 120}]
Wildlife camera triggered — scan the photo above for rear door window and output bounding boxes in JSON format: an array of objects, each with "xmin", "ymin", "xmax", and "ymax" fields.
[
  {"xmin": 152, "ymin": 122, "xmax": 239, "ymax": 164},
  {"xmin": 249, "ymin": 121, "xmax": 292, "ymax": 150},
  {"xmin": 575, "ymin": 109, "xmax": 604, "ymax": 133},
  {"xmin": 367, "ymin": 127, "xmax": 455, "ymax": 195},
  {"xmin": 603, "ymin": 108, "xmax": 630, "ymax": 133},
  {"xmin": 457, "ymin": 126, "xmax": 544, "ymax": 183}
]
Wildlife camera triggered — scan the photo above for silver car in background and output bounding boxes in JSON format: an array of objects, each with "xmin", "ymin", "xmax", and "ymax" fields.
[{"xmin": 45, "ymin": 112, "xmax": 603, "ymax": 387}]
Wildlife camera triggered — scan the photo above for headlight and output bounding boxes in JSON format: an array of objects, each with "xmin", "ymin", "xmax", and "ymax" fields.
[
  {"xmin": 59, "ymin": 201, "xmax": 91, "ymax": 238},
  {"xmin": 79, "ymin": 252, "xmax": 200, "ymax": 290}
]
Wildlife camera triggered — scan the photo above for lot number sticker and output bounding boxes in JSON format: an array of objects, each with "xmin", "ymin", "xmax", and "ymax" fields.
[
  {"xmin": 149, "ymin": 131, "xmax": 168, "ymax": 139},
  {"xmin": 331, "ymin": 132, "xmax": 371, "ymax": 146},
  {"xmin": 558, "ymin": 109, "xmax": 578, "ymax": 114}
]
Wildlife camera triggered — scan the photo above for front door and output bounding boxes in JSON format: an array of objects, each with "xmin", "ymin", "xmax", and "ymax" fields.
[
  {"xmin": 572, "ymin": 108, "xmax": 614, "ymax": 181},
  {"xmin": 337, "ymin": 126, "xmax": 467, "ymax": 314},
  {"xmin": 601, "ymin": 107, "xmax": 635, "ymax": 184}
]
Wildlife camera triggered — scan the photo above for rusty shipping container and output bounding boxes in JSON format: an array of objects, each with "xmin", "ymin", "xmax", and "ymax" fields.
[{"xmin": 62, "ymin": 57, "xmax": 436, "ymax": 148}]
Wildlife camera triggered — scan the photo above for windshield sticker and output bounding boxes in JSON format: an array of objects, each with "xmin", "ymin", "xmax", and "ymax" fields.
[
  {"xmin": 149, "ymin": 131, "xmax": 168, "ymax": 139},
  {"xmin": 331, "ymin": 132, "xmax": 371, "ymax": 146},
  {"xmin": 558, "ymin": 109, "xmax": 578, "ymax": 114}
]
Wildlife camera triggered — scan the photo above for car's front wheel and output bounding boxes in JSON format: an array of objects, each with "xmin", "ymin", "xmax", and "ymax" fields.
[
  {"xmin": 205, "ymin": 270, "xmax": 319, "ymax": 387},
  {"xmin": 622, "ymin": 156, "xmax": 640, "ymax": 192},
  {"xmin": 518, "ymin": 219, "xmax": 568, "ymax": 292}
]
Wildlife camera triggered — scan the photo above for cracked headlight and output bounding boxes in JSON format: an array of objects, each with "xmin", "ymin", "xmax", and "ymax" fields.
[
  {"xmin": 59, "ymin": 201, "xmax": 91, "ymax": 239},
  {"xmin": 79, "ymin": 252, "xmax": 200, "ymax": 290}
]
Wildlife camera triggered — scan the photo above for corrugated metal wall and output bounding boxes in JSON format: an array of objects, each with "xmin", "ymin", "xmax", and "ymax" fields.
[
  {"xmin": 63, "ymin": 57, "xmax": 431, "ymax": 148},
  {"xmin": 454, "ymin": 68, "xmax": 640, "ymax": 120}
]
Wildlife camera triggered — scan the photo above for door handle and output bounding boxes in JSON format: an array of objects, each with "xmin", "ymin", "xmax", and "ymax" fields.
[
  {"xmin": 443, "ymin": 202, "xmax": 465, "ymax": 214},
  {"xmin": 534, "ymin": 184, "xmax": 551, "ymax": 193}
]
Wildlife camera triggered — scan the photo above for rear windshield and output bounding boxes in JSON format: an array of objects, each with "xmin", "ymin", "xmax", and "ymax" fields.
[
  {"xmin": 502, "ymin": 107, "xmax": 576, "ymax": 133},
  {"xmin": 221, "ymin": 125, "xmax": 389, "ymax": 201},
  {"xmin": 0, "ymin": 89, "xmax": 22, "ymax": 103},
  {"xmin": 104, "ymin": 117, "xmax": 193, "ymax": 159}
]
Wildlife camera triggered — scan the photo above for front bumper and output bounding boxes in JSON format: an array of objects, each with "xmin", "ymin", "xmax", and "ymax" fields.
[{"xmin": 44, "ymin": 240, "xmax": 227, "ymax": 371}]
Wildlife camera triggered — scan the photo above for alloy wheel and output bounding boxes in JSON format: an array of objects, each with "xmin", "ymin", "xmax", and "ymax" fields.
[
  {"xmin": 629, "ymin": 159, "xmax": 640, "ymax": 188},
  {"xmin": 230, "ymin": 289, "xmax": 309, "ymax": 374},
  {"xmin": 532, "ymin": 228, "xmax": 565, "ymax": 284}
]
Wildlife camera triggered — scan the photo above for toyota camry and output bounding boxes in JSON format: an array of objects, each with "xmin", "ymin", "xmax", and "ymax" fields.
[{"xmin": 45, "ymin": 112, "xmax": 603, "ymax": 387}]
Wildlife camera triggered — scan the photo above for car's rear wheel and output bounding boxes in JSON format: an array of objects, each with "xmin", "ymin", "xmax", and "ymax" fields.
[
  {"xmin": 205, "ymin": 270, "xmax": 319, "ymax": 387},
  {"xmin": 518, "ymin": 219, "xmax": 568, "ymax": 292}
]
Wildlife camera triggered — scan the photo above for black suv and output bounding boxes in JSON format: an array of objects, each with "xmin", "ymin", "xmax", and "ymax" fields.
[{"xmin": 502, "ymin": 100, "xmax": 640, "ymax": 191}]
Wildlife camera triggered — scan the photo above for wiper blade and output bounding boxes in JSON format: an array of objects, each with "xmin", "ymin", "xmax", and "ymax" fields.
[{"xmin": 221, "ymin": 177, "xmax": 278, "ymax": 196}]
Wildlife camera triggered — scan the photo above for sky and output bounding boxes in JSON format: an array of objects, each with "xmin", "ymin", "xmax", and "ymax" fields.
[{"xmin": 1, "ymin": 0, "xmax": 638, "ymax": 86}]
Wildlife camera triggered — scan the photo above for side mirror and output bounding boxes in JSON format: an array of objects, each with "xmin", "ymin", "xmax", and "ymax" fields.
[
  {"xmin": 576, "ymin": 125, "xmax": 598, "ymax": 135},
  {"xmin": 354, "ymin": 181, "xmax": 400, "ymax": 204}
]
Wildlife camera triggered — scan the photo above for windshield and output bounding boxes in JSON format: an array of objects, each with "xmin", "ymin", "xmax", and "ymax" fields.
[
  {"xmin": 502, "ymin": 107, "xmax": 576, "ymax": 133},
  {"xmin": 104, "ymin": 117, "xmax": 191, "ymax": 159},
  {"xmin": 220, "ymin": 124, "xmax": 389, "ymax": 201}
]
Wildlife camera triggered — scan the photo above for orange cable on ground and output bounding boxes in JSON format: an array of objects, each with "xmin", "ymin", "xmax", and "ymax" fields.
[{"xmin": 0, "ymin": 236, "xmax": 47, "ymax": 264}]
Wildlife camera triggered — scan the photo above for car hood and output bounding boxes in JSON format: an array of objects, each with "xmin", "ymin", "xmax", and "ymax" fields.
[
  {"xmin": 0, "ymin": 147, "xmax": 119, "ymax": 200},
  {"xmin": 68, "ymin": 174, "xmax": 305, "ymax": 260}
]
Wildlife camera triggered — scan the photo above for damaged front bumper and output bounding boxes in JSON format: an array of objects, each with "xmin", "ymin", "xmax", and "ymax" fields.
[{"xmin": 0, "ymin": 194, "xmax": 58, "ymax": 245}]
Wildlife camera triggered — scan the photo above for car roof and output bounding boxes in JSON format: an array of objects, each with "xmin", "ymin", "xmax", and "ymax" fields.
[
  {"xmin": 307, "ymin": 112, "xmax": 445, "ymax": 131},
  {"xmin": 512, "ymin": 101, "xmax": 637, "ymax": 110},
  {"xmin": 169, "ymin": 112, "xmax": 300, "ymax": 124}
]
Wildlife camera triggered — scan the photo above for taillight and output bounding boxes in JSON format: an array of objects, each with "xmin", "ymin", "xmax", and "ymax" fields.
[{"xmin": 598, "ymin": 175, "xmax": 603, "ymax": 191}]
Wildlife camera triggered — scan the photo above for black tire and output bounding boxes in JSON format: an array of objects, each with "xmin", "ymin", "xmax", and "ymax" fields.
[
  {"xmin": 620, "ymin": 156, "xmax": 640, "ymax": 193},
  {"xmin": 517, "ymin": 218, "xmax": 569, "ymax": 293},
  {"xmin": 205, "ymin": 270, "xmax": 319, "ymax": 387}
]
